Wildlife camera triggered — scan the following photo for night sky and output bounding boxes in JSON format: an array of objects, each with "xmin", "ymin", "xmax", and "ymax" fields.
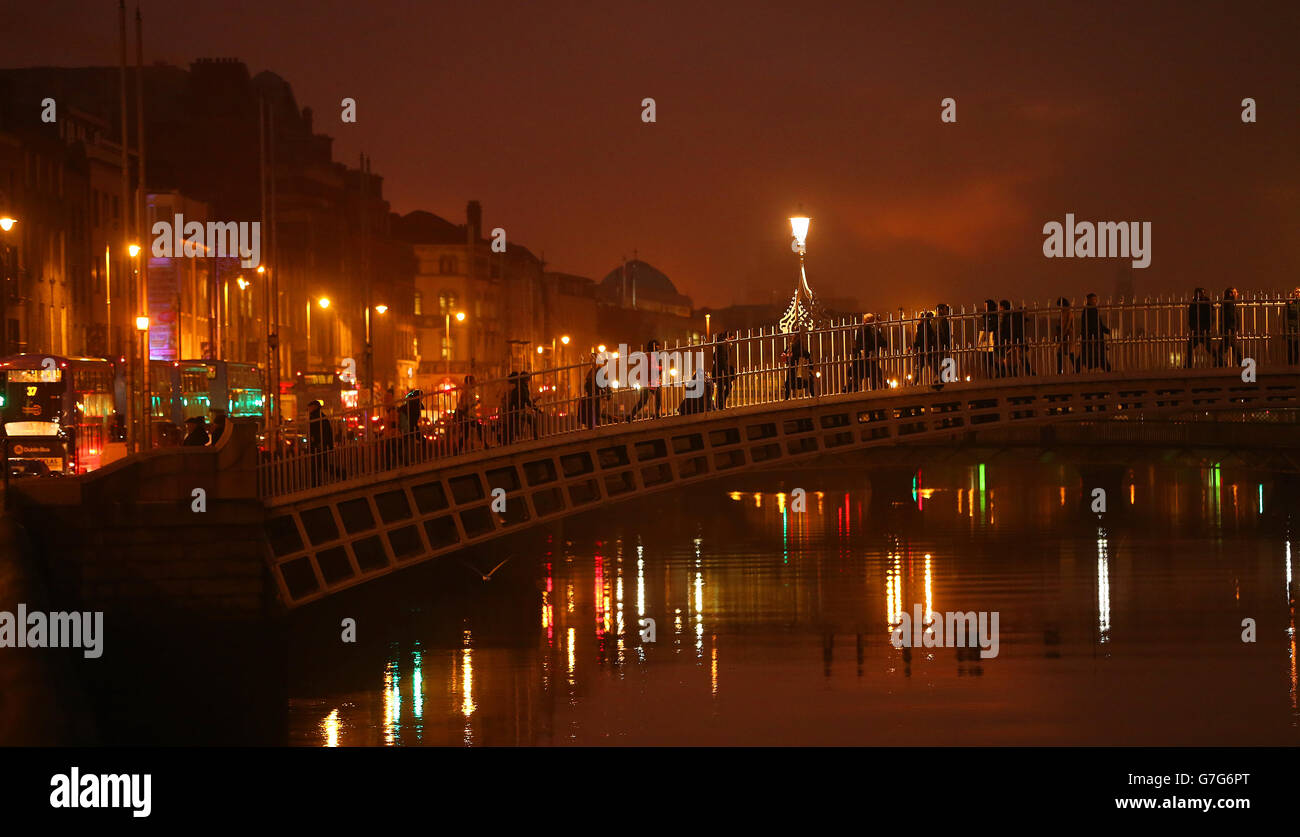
[{"xmin": 6, "ymin": 0, "xmax": 1298, "ymax": 311}]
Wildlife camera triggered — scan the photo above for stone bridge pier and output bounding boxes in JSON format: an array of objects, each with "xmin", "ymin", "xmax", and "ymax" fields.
[{"xmin": 10, "ymin": 420, "xmax": 274, "ymax": 624}]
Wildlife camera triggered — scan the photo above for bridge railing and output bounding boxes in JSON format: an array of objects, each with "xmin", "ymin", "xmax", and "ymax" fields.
[{"xmin": 258, "ymin": 293, "xmax": 1300, "ymax": 498}]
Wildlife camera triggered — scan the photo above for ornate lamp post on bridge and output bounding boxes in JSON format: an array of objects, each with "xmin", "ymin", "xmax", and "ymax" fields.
[{"xmin": 780, "ymin": 214, "xmax": 825, "ymax": 334}]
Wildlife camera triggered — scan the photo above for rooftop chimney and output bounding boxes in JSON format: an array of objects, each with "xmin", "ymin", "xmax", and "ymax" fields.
[{"xmin": 467, "ymin": 200, "xmax": 482, "ymax": 244}]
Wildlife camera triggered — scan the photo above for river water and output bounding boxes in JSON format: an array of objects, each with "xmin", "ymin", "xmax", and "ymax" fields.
[{"xmin": 284, "ymin": 459, "xmax": 1299, "ymax": 746}]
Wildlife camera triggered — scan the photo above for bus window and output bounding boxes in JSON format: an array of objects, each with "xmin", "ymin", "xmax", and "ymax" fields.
[
  {"xmin": 178, "ymin": 366, "xmax": 211, "ymax": 420},
  {"xmin": 226, "ymin": 364, "xmax": 265, "ymax": 419}
]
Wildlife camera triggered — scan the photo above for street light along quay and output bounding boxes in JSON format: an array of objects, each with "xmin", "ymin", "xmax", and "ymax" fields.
[
  {"xmin": 446, "ymin": 310, "xmax": 465, "ymax": 374},
  {"xmin": 0, "ymin": 217, "xmax": 15, "ymax": 356},
  {"xmin": 306, "ymin": 296, "xmax": 331, "ymax": 369},
  {"xmin": 127, "ymin": 244, "xmax": 147, "ymax": 452},
  {"xmin": 364, "ymin": 302, "xmax": 388, "ymax": 409},
  {"xmin": 135, "ymin": 315, "xmax": 150, "ymax": 449}
]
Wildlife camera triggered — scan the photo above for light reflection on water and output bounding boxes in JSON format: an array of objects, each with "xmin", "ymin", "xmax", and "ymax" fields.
[{"xmin": 289, "ymin": 462, "xmax": 1299, "ymax": 746}]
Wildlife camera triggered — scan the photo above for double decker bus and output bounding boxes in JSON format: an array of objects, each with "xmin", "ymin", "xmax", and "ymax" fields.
[
  {"xmin": 289, "ymin": 370, "xmax": 357, "ymax": 419},
  {"xmin": 0, "ymin": 355, "xmax": 121, "ymax": 476},
  {"xmin": 150, "ymin": 359, "xmax": 266, "ymax": 444}
]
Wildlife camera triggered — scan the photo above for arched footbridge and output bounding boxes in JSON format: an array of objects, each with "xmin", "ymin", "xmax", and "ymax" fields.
[{"xmin": 257, "ymin": 296, "xmax": 1300, "ymax": 607}]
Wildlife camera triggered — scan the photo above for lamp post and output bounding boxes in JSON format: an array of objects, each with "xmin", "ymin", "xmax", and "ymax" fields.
[
  {"xmin": 445, "ymin": 310, "xmax": 465, "ymax": 375},
  {"xmin": 135, "ymin": 316, "xmax": 149, "ymax": 449},
  {"xmin": 235, "ymin": 275, "xmax": 249, "ymax": 362},
  {"xmin": 365, "ymin": 303, "xmax": 388, "ymax": 409},
  {"xmin": 307, "ymin": 296, "xmax": 331, "ymax": 371},
  {"xmin": 257, "ymin": 265, "xmax": 281, "ymax": 440},
  {"xmin": 780, "ymin": 214, "xmax": 819, "ymax": 334},
  {"xmin": 128, "ymin": 244, "xmax": 143, "ymax": 452},
  {"xmin": 0, "ymin": 217, "xmax": 15, "ymax": 357},
  {"xmin": 559, "ymin": 334, "xmax": 570, "ymax": 398},
  {"xmin": 790, "ymin": 215, "xmax": 809, "ymax": 256}
]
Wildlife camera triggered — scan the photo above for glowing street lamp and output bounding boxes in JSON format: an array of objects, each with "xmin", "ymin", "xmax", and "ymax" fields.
[
  {"xmin": 364, "ymin": 303, "xmax": 390, "ymax": 409},
  {"xmin": 789, "ymin": 216, "xmax": 810, "ymax": 254},
  {"xmin": 128, "ymin": 243, "xmax": 141, "ymax": 258},
  {"xmin": 307, "ymin": 297, "xmax": 333, "ymax": 366},
  {"xmin": 0, "ymin": 217, "xmax": 15, "ymax": 354},
  {"xmin": 135, "ymin": 316, "xmax": 150, "ymax": 449},
  {"xmin": 446, "ymin": 310, "xmax": 466, "ymax": 373},
  {"xmin": 780, "ymin": 213, "xmax": 821, "ymax": 333}
]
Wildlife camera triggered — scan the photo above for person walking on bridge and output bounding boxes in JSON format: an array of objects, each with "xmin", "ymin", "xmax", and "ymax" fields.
[
  {"xmin": 911, "ymin": 311, "xmax": 941, "ymax": 388},
  {"xmin": 1185, "ymin": 287, "xmax": 1215, "ymax": 367},
  {"xmin": 1081, "ymin": 293, "xmax": 1111, "ymax": 372},
  {"xmin": 398, "ymin": 389, "xmax": 425, "ymax": 462},
  {"xmin": 782, "ymin": 330, "xmax": 815, "ymax": 398},
  {"xmin": 1286, "ymin": 287, "xmax": 1300, "ymax": 365},
  {"xmin": 936, "ymin": 303, "xmax": 953, "ymax": 385},
  {"xmin": 1219, "ymin": 287, "xmax": 1240, "ymax": 367},
  {"xmin": 307, "ymin": 400, "xmax": 335, "ymax": 486},
  {"xmin": 980, "ymin": 299, "xmax": 1001, "ymax": 378},
  {"xmin": 849, "ymin": 314, "xmax": 884, "ymax": 392},
  {"xmin": 182, "ymin": 416, "xmax": 209, "ymax": 447},
  {"xmin": 711, "ymin": 331, "xmax": 734, "ymax": 409},
  {"xmin": 207, "ymin": 407, "xmax": 228, "ymax": 447},
  {"xmin": 453, "ymin": 375, "xmax": 487, "ymax": 451},
  {"xmin": 581, "ymin": 358, "xmax": 614, "ymax": 428},
  {"xmin": 503, "ymin": 371, "xmax": 541, "ymax": 441},
  {"xmin": 627, "ymin": 339, "xmax": 664, "ymax": 420},
  {"xmin": 1053, "ymin": 298, "xmax": 1078, "ymax": 374}
]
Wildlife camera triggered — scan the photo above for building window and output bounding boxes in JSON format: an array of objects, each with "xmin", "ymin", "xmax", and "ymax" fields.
[
  {"xmin": 438, "ymin": 290, "xmax": 459, "ymax": 315},
  {"xmin": 439, "ymin": 256, "xmax": 457, "ymax": 274},
  {"xmin": 413, "ymin": 291, "xmax": 422, "ymax": 316}
]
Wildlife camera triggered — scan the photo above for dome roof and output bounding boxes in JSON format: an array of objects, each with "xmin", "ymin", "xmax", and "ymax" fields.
[{"xmin": 598, "ymin": 259, "xmax": 690, "ymax": 306}]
